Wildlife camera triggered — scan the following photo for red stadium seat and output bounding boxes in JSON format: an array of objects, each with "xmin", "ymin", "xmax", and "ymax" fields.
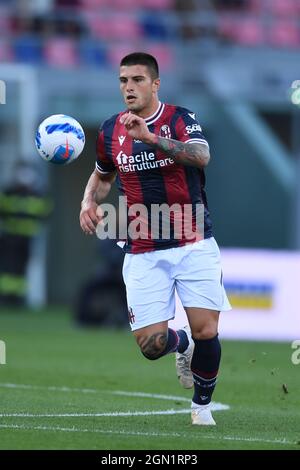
[
  {"xmin": 234, "ymin": 18, "xmax": 265, "ymax": 46},
  {"xmin": 44, "ymin": 38, "xmax": 78, "ymax": 67},
  {"xmin": 248, "ymin": 0, "xmax": 263, "ymax": 13},
  {"xmin": 0, "ymin": 40, "xmax": 14, "ymax": 62},
  {"xmin": 217, "ymin": 14, "xmax": 237, "ymax": 42},
  {"xmin": 143, "ymin": 0, "xmax": 174, "ymax": 10},
  {"xmin": 79, "ymin": 0, "xmax": 108, "ymax": 9},
  {"xmin": 268, "ymin": 20, "xmax": 300, "ymax": 47},
  {"xmin": 270, "ymin": 0, "xmax": 299, "ymax": 17},
  {"xmin": 111, "ymin": 0, "xmax": 143, "ymax": 9},
  {"xmin": 218, "ymin": 15, "xmax": 264, "ymax": 46},
  {"xmin": 108, "ymin": 43, "xmax": 140, "ymax": 66},
  {"xmin": 0, "ymin": 9, "xmax": 11, "ymax": 35},
  {"xmin": 146, "ymin": 44, "xmax": 174, "ymax": 70},
  {"xmin": 110, "ymin": 15, "xmax": 142, "ymax": 40},
  {"xmin": 108, "ymin": 43, "xmax": 174, "ymax": 70},
  {"xmin": 87, "ymin": 14, "xmax": 142, "ymax": 40}
]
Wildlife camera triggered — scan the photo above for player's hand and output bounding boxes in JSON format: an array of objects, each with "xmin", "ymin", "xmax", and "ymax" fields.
[
  {"xmin": 80, "ymin": 199, "xmax": 103, "ymax": 235},
  {"xmin": 120, "ymin": 113, "xmax": 156, "ymax": 144}
]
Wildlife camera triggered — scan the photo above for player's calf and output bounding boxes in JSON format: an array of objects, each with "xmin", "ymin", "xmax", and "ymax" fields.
[
  {"xmin": 136, "ymin": 328, "xmax": 184, "ymax": 361},
  {"xmin": 138, "ymin": 331, "xmax": 168, "ymax": 360}
]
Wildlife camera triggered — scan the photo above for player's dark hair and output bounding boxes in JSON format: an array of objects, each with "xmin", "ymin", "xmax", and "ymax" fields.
[{"xmin": 120, "ymin": 52, "xmax": 159, "ymax": 80}]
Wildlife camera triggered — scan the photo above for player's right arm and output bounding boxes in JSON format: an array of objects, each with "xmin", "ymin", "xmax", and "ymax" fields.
[
  {"xmin": 80, "ymin": 170, "xmax": 116, "ymax": 235},
  {"xmin": 80, "ymin": 124, "xmax": 116, "ymax": 235}
]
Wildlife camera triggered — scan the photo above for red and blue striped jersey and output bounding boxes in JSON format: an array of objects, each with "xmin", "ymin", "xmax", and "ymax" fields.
[{"xmin": 95, "ymin": 102, "xmax": 213, "ymax": 254}]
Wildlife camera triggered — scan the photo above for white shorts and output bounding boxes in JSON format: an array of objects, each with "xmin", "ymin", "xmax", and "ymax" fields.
[{"xmin": 122, "ymin": 237, "xmax": 232, "ymax": 331}]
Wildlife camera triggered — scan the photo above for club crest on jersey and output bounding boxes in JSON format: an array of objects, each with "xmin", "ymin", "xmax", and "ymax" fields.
[{"xmin": 160, "ymin": 124, "xmax": 171, "ymax": 139}]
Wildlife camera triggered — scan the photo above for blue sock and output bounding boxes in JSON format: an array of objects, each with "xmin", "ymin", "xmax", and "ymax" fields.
[
  {"xmin": 153, "ymin": 328, "xmax": 189, "ymax": 358},
  {"xmin": 191, "ymin": 335, "xmax": 221, "ymax": 405},
  {"xmin": 177, "ymin": 329, "xmax": 189, "ymax": 353}
]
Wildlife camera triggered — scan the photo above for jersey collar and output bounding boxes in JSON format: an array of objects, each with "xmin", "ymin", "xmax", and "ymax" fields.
[{"xmin": 144, "ymin": 102, "xmax": 164, "ymax": 126}]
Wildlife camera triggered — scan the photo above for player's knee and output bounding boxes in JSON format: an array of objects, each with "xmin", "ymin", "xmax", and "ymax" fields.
[
  {"xmin": 192, "ymin": 325, "xmax": 218, "ymax": 340},
  {"xmin": 137, "ymin": 332, "xmax": 168, "ymax": 361}
]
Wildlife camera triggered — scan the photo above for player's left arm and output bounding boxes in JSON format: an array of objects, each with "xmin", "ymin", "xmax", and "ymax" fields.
[
  {"xmin": 120, "ymin": 112, "xmax": 210, "ymax": 169},
  {"xmin": 148, "ymin": 136, "xmax": 210, "ymax": 168}
]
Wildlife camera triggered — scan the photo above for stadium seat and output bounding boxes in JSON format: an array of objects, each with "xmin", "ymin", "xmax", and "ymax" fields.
[
  {"xmin": 112, "ymin": 0, "xmax": 143, "ymax": 9},
  {"xmin": 87, "ymin": 14, "xmax": 142, "ymax": 40},
  {"xmin": 270, "ymin": 0, "xmax": 299, "ymax": 17},
  {"xmin": 0, "ymin": 40, "xmax": 13, "ymax": 62},
  {"xmin": 55, "ymin": 0, "xmax": 81, "ymax": 8},
  {"xmin": 0, "ymin": 8, "xmax": 11, "ymax": 35},
  {"xmin": 234, "ymin": 18, "xmax": 265, "ymax": 46},
  {"xmin": 143, "ymin": 0, "xmax": 174, "ymax": 10},
  {"xmin": 108, "ymin": 43, "xmax": 139, "ymax": 66},
  {"xmin": 79, "ymin": 0, "xmax": 108, "ymax": 9},
  {"xmin": 217, "ymin": 14, "xmax": 239, "ymax": 43},
  {"xmin": 218, "ymin": 15, "xmax": 264, "ymax": 46},
  {"xmin": 141, "ymin": 13, "xmax": 170, "ymax": 39},
  {"xmin": 14, "ymin": 36, "xmax": 43, "ymax": 64},
  {"xmin": 247, "ymin": 0, "xmax": 263, "ymax": 13},
  {"xmin": 146, "ymin": 44, "xmax": 174, "ymax": 70},
  {"xmin": 44, "ymin": 37, "xmax": 78, "ymax": 67},
  {"xmin": 79, "ymin": 39, "xmax": 108, "ymax": 66},
  {"xmin": 110, "ymin": 43, "xmax": 173, "ymax": 69},
  {"xmin": 268, "ymin": 20, "xmax": 300, "ymax": 48},
  {"xmin": 111, "ymin": 15, "xmax": 142, "ymax": 40}
]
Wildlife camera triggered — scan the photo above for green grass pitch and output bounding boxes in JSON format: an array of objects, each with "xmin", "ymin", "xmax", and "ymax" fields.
[{"xmin": 0, "ymin": 308, "xmax": 299, "ymax": 450}]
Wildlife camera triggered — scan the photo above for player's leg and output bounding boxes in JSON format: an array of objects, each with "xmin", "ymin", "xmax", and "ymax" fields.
[
  {"xmin": 133, "ymin": 320, "xmax": 187, "ymax": 360},
  {"xmin": 132, "ymin": 319, "xmax": 191, "ymax": 361},
  {"xmin": 122, "ymin": 251, "xmax": 190, "ymax": 360},
  {"xmin": 185, "ymin": 307, "xmax": 220, "ymax": 425},
  {"xmin": 175, "ymin": 237, "xmax": 231, "ymax": 425}
]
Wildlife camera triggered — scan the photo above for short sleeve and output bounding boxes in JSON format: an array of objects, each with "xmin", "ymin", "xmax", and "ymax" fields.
[
  {"xmin": 95, "ymin": 128, "xmax": 116, "ymax": 175},
  {"xmin": 175, "ymin": 110, "xmax": 209, "ymax": 148}
]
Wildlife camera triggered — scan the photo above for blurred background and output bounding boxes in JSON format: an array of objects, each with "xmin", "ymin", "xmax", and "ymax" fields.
[{"xmin": 0, "ymin": 0, "xmax": 299, "ymax": 339}]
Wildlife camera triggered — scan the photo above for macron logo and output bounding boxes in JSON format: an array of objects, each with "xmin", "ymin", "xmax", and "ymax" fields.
[
  {"xmin": 188, "ymin": 113, "xmax": 196, "ymax": 120},
  {"xmin": 118, "ymin": 135, "xmax": 126, "ymax": 146}
]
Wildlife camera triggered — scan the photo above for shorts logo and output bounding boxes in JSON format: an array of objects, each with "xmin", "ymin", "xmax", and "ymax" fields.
[
  {"xmin": 128, "ymin": 307, "xmax": 135, "ymax": 324},
  {"xmin": 160, "ymin": 124, "xmax": 171, "ymax": 139}
]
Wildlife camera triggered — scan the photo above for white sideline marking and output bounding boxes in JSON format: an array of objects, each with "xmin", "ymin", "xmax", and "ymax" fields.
[
  {"xmin": 113, "ymin": 392, "xmax": 229, "ymax": 411},
  {"xmin": 0, "ymin": 423, "xmax": 295, "ymax": 446},
  {"xmin": 0, "ymin": 383, "xmax": 97, "ymax": 394},
  {"xmin": 0, "ymin": 383, "xmax": 190, "ymax": 400},
  {"xmin": 0, "ymin": 382, "xmax": 229, "ymax": 411},
  {"xmin": 0, "ymin": 409, "xmax": 191, "ymax": 418},
  {"xmin": 113, "ymin": 390, "xmax": 191, "ymax": 402}
]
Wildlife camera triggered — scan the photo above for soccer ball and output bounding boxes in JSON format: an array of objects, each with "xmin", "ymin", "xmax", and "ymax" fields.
[{"xmin": 35, "ymin": 114, "xmax": 85, "ymax": 165}]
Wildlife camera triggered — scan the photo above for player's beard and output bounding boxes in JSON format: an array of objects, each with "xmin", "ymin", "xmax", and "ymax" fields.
[
  {"xmin": 127, "ymin": 95, "xmax": 153, "ymax": 115},
  {"xmin": 127, "ymin": 99, "xmax": 143, "ymax": 113}
]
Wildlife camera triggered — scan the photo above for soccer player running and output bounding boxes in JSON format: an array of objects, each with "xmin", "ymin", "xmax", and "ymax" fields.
[{"xmin": 80, "ymin": 52, "xmax": 231, "ymax": 425}]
